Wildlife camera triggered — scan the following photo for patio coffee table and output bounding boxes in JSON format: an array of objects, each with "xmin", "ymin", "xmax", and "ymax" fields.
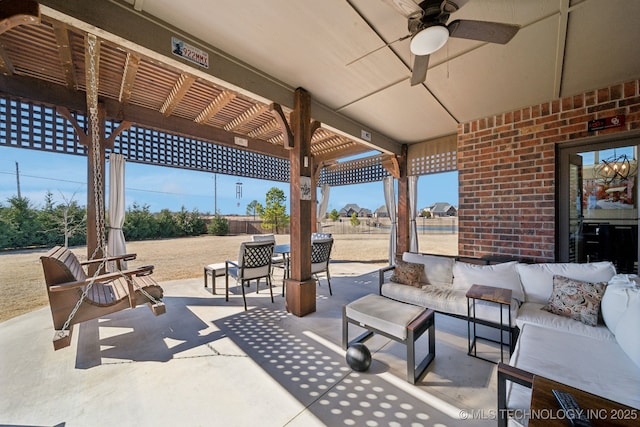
[{"xmin": 343, "ymin": 294, "xmax": 435, "ymax": 384}]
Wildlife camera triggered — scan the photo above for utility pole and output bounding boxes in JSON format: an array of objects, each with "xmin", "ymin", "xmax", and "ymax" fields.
[
  {"xmin": 213, "ymin": 173, "xmax": 217, "ymax": 215},
  {"xmin": 15, "ymin": 162, "xmax": 21, "ymax": 198}
]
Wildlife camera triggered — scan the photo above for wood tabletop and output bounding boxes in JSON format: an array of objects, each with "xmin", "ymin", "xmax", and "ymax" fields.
[
  {"xmin": 528, "ymin": 375, "xmax": 639, "ymax": 426},
  {"xmin": 465, "ymin": 284, "xmax": 512, "ymax": 305}
]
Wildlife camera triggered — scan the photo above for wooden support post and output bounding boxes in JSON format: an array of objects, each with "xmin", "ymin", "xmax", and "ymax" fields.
[
  {"xmin": 396, "ymin": 145, "xmax": 410, "ymax": 258},
  {"xmin": 285, "ymin": 87, "xmax": 315, "ymax": 317}
]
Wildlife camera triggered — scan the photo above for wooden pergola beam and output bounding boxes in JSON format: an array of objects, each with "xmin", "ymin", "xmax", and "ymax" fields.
[
  {"xmin": 270, "ymin": 103, "xmax": 293, "ymax": 149},
  {"xmin": 52, "ymin": 21, "xmax": 77, "ymax": 90},
  {"xmin": 0, "ymin": 45, "xmax": 15, "ymax": 75},
  {"xmin": 247, "ymin": 119, "xmax": 279, "ymax": 139},
  {"xmin": 223, "ymin": 102, "xmax": 269, "ymax": 131},
  {"xmin": 160, "ymin": 73, "xmax": 196, "ymax": 116},
  {"xmin": 0, "ymin": 0, "xmax": 40, "ymax": 35},
  {"xmin": 381, "ymin": 154, "xmax": 400, "ymax": 179},
  {"xmin": 194, "ymin": 90, "xmax": 236, "ymax": 124},
  {"xmin": 314, "ymin": 143, "xmax": 369, "ymax": 164},
  {"xmin": 119, "ymin": 52, "xmax": 140, "ymax": 104}
]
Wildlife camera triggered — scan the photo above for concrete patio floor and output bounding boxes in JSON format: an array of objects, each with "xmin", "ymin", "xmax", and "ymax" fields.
[{"xmin": 0, "ymin": 263, "xmax": 504, "ymax": 427}]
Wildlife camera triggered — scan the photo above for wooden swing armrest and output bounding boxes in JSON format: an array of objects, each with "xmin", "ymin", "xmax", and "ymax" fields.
[
  {"xmin": 127, "ymin": 265, "xmax": 154, "ymax": 276},
  {"xmin": 48, "ymin": 266, "xmax": 153, "ymax": 292},
  {"xmin": 49, "ymin": 279, "xmax": 93, "ymax": 292},
  {"xmin": 80, "ymin": 253, "xmax": 137, "ymax": 266}
]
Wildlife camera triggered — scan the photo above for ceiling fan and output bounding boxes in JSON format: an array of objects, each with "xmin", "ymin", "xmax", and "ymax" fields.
[{"xmin": 384, "ymin": 0, "xmax": 520, "ymax": 86}]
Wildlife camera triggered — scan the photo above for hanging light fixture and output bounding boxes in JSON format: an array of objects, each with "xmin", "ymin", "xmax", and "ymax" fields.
[
  {"xmin": 410, "ymin": 24, "xmax": 449, "ymax": 56},
  {"xmin": 594, "ymin": 152, "xmax": 637, "ymax": 185}
]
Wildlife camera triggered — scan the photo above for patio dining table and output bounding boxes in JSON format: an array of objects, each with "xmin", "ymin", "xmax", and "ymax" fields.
[{"xmin": 274, "ymin": 244, "xmax": 290, "ymax": 292}]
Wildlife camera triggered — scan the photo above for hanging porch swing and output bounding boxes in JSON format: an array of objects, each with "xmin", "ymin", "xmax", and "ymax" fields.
[{"xmin": 39, "ymin": 34, "xmax": 166, "ymax": 350}]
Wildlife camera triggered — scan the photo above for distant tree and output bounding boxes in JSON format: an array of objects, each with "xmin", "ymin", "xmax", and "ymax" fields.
[
  {"xmin": 261, "ymin": 187, "xmax": 289, "ymax": 233},
  {"xmin": 156, "ymin": 208, "xmax": 179, "ymax": 237},
  {"xmin": 350, "ymin": 212, "xmax": 360, "ymax": 227},
  {"xmin": 208, "ymin": 214, "xmax": 229, "ymax": 236},
  {"xmin": 55, "ymin": 192, "xmax": 86, "ymax": 247},
  {"xmin": 246, "ymin": 200, "xmax": 264, "ymax": 219},
  {"xmin": 328, "ymin": 209, "xmax": 340, "ymax": 221},
  {"xmin": 0, "ymin": 195, "xmax": 39, "ymax": 248},
  {"xmin": 420, "ymin": 209, "xmax": 431, "ymax": 218},
  {"xmin": 123, "ymin": 203, "xmax": 158, "ymax": 240},
  {"xmin": 175, "ymin": 206, "xmax": 206, "ymax": 236}
]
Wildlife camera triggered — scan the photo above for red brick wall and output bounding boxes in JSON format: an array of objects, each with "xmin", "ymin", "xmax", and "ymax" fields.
[{"xmin": 457, "ymin": 79, "xmax": 640, "ymax": 261}]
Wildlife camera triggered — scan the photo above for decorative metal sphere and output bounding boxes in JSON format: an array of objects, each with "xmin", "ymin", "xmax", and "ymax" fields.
[{"xmin": 345, "ymin": 343, "xmax": 372, "ymax": 372}]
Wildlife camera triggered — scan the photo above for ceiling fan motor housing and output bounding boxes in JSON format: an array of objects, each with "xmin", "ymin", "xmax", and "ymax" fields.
[{"xmin": 410, "ymin": 0, "xmax": 458, "ymax": 34}]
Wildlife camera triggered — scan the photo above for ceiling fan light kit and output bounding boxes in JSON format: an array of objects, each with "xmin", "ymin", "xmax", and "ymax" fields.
[{"xmin": 410, "ymin": 24, "xmax": 449, "ymax": 55}]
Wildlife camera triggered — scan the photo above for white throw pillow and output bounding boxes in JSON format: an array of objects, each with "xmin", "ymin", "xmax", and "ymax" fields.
[
  {"xmin": 516, "ymin": 262, "xmax": 616, "ymax": 304},
  {"xmin": 614, "ymin": 292, "xmax": 640, "ymax": 369},
  {"xmin": 601, "ymin": 285, "xmax": 635, "ymax": 331},
  {"xmin": 452, "ymin": 261, "xmax": 525, "ymax": 302},
  {"xmin": 402, "ymin": 252, "xmax": 454, "ymax": 287}
]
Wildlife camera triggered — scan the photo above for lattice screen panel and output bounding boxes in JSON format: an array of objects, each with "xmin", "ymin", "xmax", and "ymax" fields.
[
  {"xmin": 408, "ymin": 134, "xmax": 457, "ymax": 176},
  {"xmin": 0, "ymin": 97, "xmax": 86, "ymax": 155},
  {"xmin": 319, "ymin": 154, "xmax": 389, "ymax": 186},
  {"xmin": 0, "ymin": 96, "xmax": 290, "ymax": 182}
]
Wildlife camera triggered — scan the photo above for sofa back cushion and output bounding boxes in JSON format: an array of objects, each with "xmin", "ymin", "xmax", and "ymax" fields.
[
  {"xmin": 402, "ymin": 252, "xmax": 454, "ymax": 287},
  {"xmin": 516, "ymin": 262, "xmax": 616, "ymax": 304},
  {"xmin": 452, "ymin": 261, "xmax": 525, "ymax": 301},
  {"xmin": 601, "ymin": 284, "xmax": 636, "ymax": 331},
  {"xmin": 614, "ymin": 291, "xmax": 640, "ymax": 369}
]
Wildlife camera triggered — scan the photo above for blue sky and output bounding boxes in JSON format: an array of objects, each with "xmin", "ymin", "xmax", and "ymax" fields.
[{"xmin": 0, "ymin": 146, "xmax": 458, "ymax": 215}]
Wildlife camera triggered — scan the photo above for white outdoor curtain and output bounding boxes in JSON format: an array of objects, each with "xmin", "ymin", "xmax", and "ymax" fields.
[
  {"xmin": 107, "ymin": 153, "xmax": 127, "ymax": 271},
  {"xmin": 383, "ymin": 176, "xmax": 397, "ymax": 265},
  {"xmin": 317, "ymin": 184, "xmax": 330, "ymax": 232},
  {"xmin": 409, "ymin": 175, "xmax": 419, "ymax": 253}
]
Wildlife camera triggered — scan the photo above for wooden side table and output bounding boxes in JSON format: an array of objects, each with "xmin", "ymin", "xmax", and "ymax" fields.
[
  {"xmin": 529, "ymin": 375, "xmax": 639, "ymax": 426},
  {"xmin": 466, "ymin": 284, "xmax": 512, "ymax": 363}
]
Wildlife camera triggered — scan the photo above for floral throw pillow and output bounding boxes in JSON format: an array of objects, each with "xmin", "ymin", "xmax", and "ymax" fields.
[
  {"xmin": 390, "ymin": 260, "xmax": 424, "ymax": 288},
  {"xmin": 542, "ymin": 275, "xmax": 607, "ymax": 326}
]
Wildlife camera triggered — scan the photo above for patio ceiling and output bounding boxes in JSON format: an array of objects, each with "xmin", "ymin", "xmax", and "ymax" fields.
[{"xmin": 1, "ymin": 0, "xmax": 640, "ymax": 164}]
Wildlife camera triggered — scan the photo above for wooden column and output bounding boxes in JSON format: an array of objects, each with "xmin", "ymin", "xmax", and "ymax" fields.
[
  {"xmin": 285, "ymin": 88, "xmax": 315, "ymax": 316},
  {"xmin": 396, "ymin": 145, "xmax": 410, "ymax": 258}
]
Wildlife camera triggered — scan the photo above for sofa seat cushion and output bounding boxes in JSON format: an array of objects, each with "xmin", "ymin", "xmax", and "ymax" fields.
[
  {"xmin": 402, "ymin": 252, "xmax": 454, "ymax": 287},
  {"xmin": 381, "ymin": 282, "xmax": 518, "ymax": 327},
  {"xmin": 516, "ymin": 262, "xmax": 616, "ymax": 304},
  {"xmin": 506, "ymin": 323, "xmax": 640, "ymax": 418},
  {"xmin": 452, "ymin": 260, "xmax": 525, "ymax": 302},
  {"xmin": 515, "ymin": 302, "xmax": 615, "ymax": 341}
]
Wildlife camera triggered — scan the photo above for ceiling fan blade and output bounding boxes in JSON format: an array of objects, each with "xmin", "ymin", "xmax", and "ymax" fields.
[
  {"xmin": 448, "ymin": 19, "xmax": 519, "ymax": 44},
  {"xmin": 410, "ymin": 54, "xmax": 430, "ymax": 86},
  {"xmin": 384, "ymin": 0, "xmax": 422, "ymax": 18}
]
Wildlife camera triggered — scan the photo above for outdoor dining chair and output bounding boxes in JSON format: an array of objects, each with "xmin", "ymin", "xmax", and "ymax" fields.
[
  {"xmin": 311, "ymin": 237, "xmax": 334, "ymax": 296},
  {"xmin": 252, "ymin": 233, "xmax": 286, "ymax": 273},
  {"xmin": 225, "ymin": 240, "xmax": 275, "ymax": 311},
  {"xmin": 312, "ymin": 232, "xmax": 332, "ymax": 240}
]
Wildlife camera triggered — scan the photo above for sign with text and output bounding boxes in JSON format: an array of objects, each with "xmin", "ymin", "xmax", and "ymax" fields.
[
  {"xmin": 171, "ymin": 37, "xmax": 209, "ymax": 69},
  {"xmin": 588, "ymin": 115, "xmax": 625, "ymax": 132}
]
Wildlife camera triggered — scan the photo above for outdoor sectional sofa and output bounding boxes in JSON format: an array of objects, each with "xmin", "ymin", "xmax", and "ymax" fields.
[{"xmin": 377, "ymin": 252, "xmax": 640, "ymax": 425}]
